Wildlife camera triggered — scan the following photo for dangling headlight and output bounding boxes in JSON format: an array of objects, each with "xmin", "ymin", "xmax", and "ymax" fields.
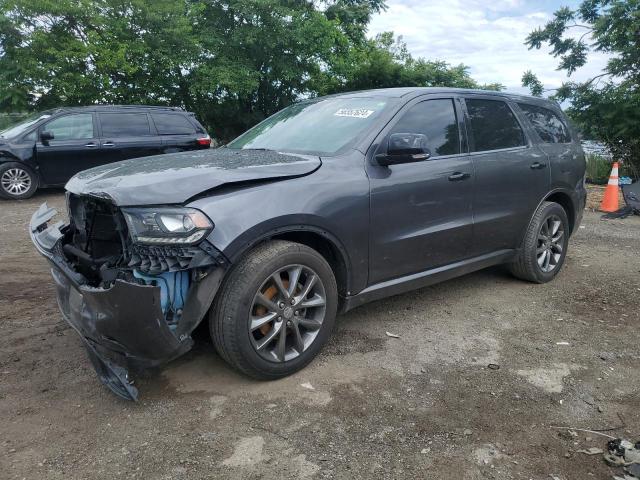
[{"xmin": 122, "ymin": 207, "xmax": 213, "ymax": 245}]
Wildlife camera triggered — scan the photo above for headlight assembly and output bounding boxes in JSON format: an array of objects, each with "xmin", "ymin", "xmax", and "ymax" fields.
[{"xmin": 122, "ymin": 207, "xmax": 213, "ymax": 245}]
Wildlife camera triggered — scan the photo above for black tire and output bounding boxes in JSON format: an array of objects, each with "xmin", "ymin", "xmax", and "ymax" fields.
[
  {"xmin": 0, "ymin": 162, "xmax": 39, "ymax": 200},
  {"xmin": 508, "ymin": 201, "xmax": 570, "ymax": 283},
  {"xmin": 210, "ymin": 240, "xmax": 338, "ymax": 379}
]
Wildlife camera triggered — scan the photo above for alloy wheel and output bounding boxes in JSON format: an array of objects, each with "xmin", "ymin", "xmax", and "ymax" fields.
[
  {"xmin": 1, "ymin": 168, "xmax": 32, "ymax": 196},
  {"xmin": 249, "ymin": 264, "xmax": 327, "ymax": 363},
  {"xmin": 536, "ymin": 214, "xmax": 564, "ymax": 273}
]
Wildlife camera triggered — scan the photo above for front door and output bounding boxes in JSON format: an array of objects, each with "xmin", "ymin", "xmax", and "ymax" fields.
[
  {"xmin": 36, "ymin": 113, "xmax": 102, "ymax": 185},
  {"xmin": 367, "ymin": 97, "xmax": 474, "ymax": 285},
  {"xmin": 462, "ymin": 97, "xmax": 551, "ymax": 255}
]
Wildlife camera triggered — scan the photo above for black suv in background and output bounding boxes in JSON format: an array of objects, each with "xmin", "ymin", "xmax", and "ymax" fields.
[{"xmin": 0, "ymin": 105, "xmax": 211, "ymax": 199}]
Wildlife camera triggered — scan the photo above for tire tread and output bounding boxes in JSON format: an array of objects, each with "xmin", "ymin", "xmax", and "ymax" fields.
[
  {"xmin": 210, "ymin": 240, "xmax": 337, "ymax": 379},
  {"xmin": 508, "ymin": 201, "xmax": 568, "ymax": 283},
  {"xmin": 0, "ymin": 162, "xmax": 39, "ymax": 200}
]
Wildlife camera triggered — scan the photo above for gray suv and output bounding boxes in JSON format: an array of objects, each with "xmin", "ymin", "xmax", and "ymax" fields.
[{"xmin": 30, "ymin": 88, "xmax": 586, "ymax": 400}]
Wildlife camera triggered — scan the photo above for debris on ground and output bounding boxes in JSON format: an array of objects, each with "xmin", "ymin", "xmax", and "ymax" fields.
[
  {"xmin": 604, "ymin": 438, "xmax": 640, "ymax": 478},
  {"xmin": 487, "ymin": 363, "xmax": 500, "ymax": 370},
  {"xmin": 577, "ymin": 447, "xmax": 603, "ymax": 455},
  {"xmin": 385, "ymin": 331, "xmax": 400, "ymax": 338}
]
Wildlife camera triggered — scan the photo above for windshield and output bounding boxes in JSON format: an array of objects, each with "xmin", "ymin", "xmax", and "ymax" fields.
[
  {"xmin": 0, "ymin": 113, "xmax": 51, "ymax": 139},
  {"xmin": 227, "ymin": 97, "xmax": 391, "ymax": 155}
]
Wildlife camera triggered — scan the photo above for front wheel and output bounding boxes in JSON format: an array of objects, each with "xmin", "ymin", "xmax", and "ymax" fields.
[
  {"xmin": 0, "ymin": 162, "xmax": 39, "ymax": 200},
  {"xmin": 210, "ymin": 240, "xmax": 338, "ymax": 379},
  {"xmin": 508, "ymin": 201, "xmax": 570, "ymax": 283}
]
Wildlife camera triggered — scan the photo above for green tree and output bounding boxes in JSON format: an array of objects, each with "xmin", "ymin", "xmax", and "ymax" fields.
[
  {"xmin": 1, "ymin": 0, "xmax": 502, "ymax": 141},
  {"xmin": 0, "ymin": 0, "xmax": 199, "ymax": 110},
  {"xmin": 523, "ymin": 1, "xmax": 640, "ymax": 175},
  {"xmin": 317, "ymin": 32, "xmax": 504, "ymax": 95}
]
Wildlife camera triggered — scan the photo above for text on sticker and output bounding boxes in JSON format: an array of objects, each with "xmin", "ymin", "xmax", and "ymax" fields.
[{"xmin": 334, "ymin": 108, "xmax": 374, "ymax": 119}]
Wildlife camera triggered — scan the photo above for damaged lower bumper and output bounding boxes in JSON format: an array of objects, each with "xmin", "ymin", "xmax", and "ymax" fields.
[{"xmin": 30, "ymin": 203, "xmax": 226, "ymax": 401}]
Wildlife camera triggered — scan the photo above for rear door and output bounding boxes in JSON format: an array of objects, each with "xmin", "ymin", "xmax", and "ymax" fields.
[
  {"xmin": 150, "ymin": 112, "xmax": 208, "ymax": 152},
  {"xmin": 463, "ymin": 96, "xmax": 550, "ymax": 255},
  {"xmin": 36, "ymin": 113, "xmax": 101, "ymax": 185},
  {"xmin": 367, "ymin": 96, "xmax": 474, "ymax": 284},
  {"xmin": 97, "ymin": 112, "xmax": 162, "ymax": 163},
  {"xmin": 515, "ymin": 102, "xmax": 583, "ymax": 192}
]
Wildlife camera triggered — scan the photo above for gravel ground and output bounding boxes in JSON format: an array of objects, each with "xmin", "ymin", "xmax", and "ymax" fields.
[{"xmin": 1, "ymin": 187, "xmax": 640, "ymax": 480}]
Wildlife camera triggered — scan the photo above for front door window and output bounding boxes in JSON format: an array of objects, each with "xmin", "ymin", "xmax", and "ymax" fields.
[{"xmin": 44, "ymin": 114, "xmax": 94, "ymax": 140}]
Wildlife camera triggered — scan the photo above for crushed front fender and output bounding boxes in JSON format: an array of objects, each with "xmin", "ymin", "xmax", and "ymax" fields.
[{"xmin": 29, "ymin": 202, "xmax": 227, "ymax": 401}]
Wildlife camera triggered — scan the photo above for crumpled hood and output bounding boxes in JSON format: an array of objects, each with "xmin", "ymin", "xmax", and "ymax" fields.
[{"xmin": 65, "ymin": 148, "xmax": 321, "ymax": 206}]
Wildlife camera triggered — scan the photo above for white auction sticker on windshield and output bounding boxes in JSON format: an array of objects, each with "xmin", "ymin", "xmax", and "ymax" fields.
[{"xmin": 334, "ymin": 108, "xmax": 375, "ymax": 119}]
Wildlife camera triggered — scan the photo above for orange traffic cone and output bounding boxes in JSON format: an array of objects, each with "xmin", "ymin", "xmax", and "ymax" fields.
[{"xmin": 599, "ymin": 162, "xmax": 620, "ymax": 212}]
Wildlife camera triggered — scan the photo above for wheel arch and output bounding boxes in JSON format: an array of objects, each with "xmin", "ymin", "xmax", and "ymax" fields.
[
  {"xmin": 517, "ymin": 188, "xmax": 578, "ymax": 249},
  {"xmin": 543, "ymin": 190, "xmax": 576, "ymax": 234},
  {"xmin": 224, "ymin": 224, "xmax": 353, "ymax": 299},
  {"xmin": 0, "ymin": 151, "xmax": 22, "ymax": 164}
]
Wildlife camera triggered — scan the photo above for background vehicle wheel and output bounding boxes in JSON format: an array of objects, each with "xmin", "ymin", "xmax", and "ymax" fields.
[
  {"xmin": 210, "ymin": 240, "xmax": 338, "ymax": 379},
  {"xmin": 0, "ymin": 162, "xmax": 39, "ymax": 200},
  {"xmin": 508, "ymin": 201, "xmax": 569, "ymax": 283}
]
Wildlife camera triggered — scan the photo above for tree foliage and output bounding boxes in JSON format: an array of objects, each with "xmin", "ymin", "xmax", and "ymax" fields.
[
  {"xmin": 523, "ymin": 0, "xmax": 640, "ymax": 174},
  {"xmin": 322, "ymin": 32, "xmax": 503, "ymax": 94},
  {"xmin": 1, "ymin": 0, "xmax": 501, "ymax": 141}
]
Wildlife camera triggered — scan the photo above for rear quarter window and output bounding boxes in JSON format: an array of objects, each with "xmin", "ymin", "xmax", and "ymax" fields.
[
  {"xmin": 151, "ymin": 113, "xmax": 197, "ymax": 135},
  {"xmin": 465, "ymin": 99, "xmax": 526, "ymax": 152},
  {"xmin": 99, "ymin": 113, "xmax": 151, "ymax": 137},
  {"xmin": 517, "ymin": 103, "xmax": 571, "ymax": 144}
]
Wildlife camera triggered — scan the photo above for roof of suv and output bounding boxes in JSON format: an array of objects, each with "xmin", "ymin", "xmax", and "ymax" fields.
[
  {"xmin": 335, "ymin": 87, "xmax": 557, "ymax": 105},
  {"xmin": 40, "ymin": 105, "xmax": 187, "ymax": 115}
]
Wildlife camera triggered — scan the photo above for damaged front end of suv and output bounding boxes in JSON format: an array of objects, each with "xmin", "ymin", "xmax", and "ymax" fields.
[{"xmin": 30, "ymin": 194, "xmax": 228, "ymax": 401}]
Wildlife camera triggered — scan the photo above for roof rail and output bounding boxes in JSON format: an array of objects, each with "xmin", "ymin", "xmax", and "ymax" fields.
[{"xmin": 61, "ymin": 105, "xmax": 185, "ymax": 112}]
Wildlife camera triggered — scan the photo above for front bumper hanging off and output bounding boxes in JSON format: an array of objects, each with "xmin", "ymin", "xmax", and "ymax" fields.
[{"xmin": 29, "ymin": 203, "xmax": 226, "ymax": 401}]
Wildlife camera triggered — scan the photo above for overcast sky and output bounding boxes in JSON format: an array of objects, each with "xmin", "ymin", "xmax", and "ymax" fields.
[{"xmin": 367, "ymin": 0, "xmax": 610, "ymax": 95}]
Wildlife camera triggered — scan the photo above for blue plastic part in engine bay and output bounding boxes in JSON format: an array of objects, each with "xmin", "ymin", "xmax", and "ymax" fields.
[{"xmin": 133, "ymin": 270, "xmax": 190, "ymax": 329}]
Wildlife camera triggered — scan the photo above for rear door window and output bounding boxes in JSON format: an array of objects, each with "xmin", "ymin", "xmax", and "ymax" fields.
[
  {"xmin": 517, "ymin": 103, "xmax": 571, "ymax": 143},
  {"xmin": 151, "ymin": 114, "xmax": 196, "ymax": 135},
  {"xmin": 465, "ymin": 99, "xmax": 525, "ymax": 152},
  {"xmin": 44, "ymin": 114, "xmax": 94, "ymax": 140},
  {"xmin": 388, "ymin": 99, "xmax": 460, "ymax": 157},
  {"xmin": 99, "ymin": 113, "xmax": 151, "ymax": 137}
]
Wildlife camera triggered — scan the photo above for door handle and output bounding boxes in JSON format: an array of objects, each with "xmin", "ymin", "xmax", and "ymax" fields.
[
  {"xmin": 448, "ymin": 172, "xmax": 471, "ymax": 181},
  {"xmin": 103, "ymin": 141, "xmax": 115, "ymax": 147},
  {"xmin": 84, "ymin": 142, "xmax": 98, "ymax": 148},
  {"xmin": 530, "ymin": 162, "xmax": 547, "ymax": 170}
]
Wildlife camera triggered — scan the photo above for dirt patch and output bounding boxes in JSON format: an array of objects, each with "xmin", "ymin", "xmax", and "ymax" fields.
[
  {"xmin": 322, "ymin": 328, "xmax": 385, "ymax": 356},
  {"xmin": 1, "ymin": 191, "xmax": 640, "ymax": 480}
]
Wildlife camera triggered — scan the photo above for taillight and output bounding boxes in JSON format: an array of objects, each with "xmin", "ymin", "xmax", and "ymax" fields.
[{"xmin": 196, "ymin": 136, "xmax": 211, "ymax": 146}]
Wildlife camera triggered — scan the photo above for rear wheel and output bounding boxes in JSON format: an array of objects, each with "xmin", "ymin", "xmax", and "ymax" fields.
[
  {"xmin": 508, "ymin": 201, "xmax": 569, "ymax": 283},
  {"xmin": 0, "ymin": 162, "xmax": 39, "ymax": 200},
  {"xmin": 210, "ymin": 240, "xmax": 338, "ymax": 379}
]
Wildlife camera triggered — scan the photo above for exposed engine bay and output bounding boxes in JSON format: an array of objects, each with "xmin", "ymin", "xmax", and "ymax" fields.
[
  {"xmin": 59, "ymin": 194, "xmax": 225, "ymax": 330},
  {"xmin": 29, "ymin": 195, "xmax": 229, "ymax": 400}
]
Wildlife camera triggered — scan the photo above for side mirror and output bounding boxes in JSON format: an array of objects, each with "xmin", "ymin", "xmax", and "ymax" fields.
[
  {"xmin": 40, "ymin": 131, "xmax": 54, "ymax": 143},
  {"xmin": 376, "ymin": 133, "xmax": 431, "ymax": 166}
]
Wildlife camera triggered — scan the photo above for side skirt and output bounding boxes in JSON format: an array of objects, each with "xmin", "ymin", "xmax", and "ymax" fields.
[{"xmin": 341, "ymin": 249, "xmax": 515, "ymax": 312}]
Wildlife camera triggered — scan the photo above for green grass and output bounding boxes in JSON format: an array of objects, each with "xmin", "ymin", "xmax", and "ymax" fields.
[{"xmin": 585, "ymin": 153, "xmax": 635, "ymax": 184}]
